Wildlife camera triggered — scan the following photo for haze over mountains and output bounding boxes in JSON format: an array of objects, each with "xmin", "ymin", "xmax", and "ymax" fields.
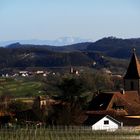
[{"xmin": 0, "ymin": 37, "xmax": 92, "ymax": 47}]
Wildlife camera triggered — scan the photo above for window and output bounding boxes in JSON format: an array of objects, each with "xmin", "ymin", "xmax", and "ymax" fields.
[
  {"xmin": 130, "ymin": 81, "xmax": 134, "ymax": 90},
  {"xmin": 112, "ymin": 103, "xmax": 124, "ymax": 110},
  {"xmin": 104, "ymin": 120, "xmax": 109, "ymax": 125}
]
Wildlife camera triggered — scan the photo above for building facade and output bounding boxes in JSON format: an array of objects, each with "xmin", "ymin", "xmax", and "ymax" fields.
[{"xmin": 91, "ymin": 115, "xmax": 122, "ymax": 130}]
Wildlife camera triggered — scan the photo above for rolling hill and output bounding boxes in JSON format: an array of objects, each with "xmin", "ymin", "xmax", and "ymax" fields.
[{"xmin": 1, "ymin": 37, "xmax": 140, "ymax": 73}]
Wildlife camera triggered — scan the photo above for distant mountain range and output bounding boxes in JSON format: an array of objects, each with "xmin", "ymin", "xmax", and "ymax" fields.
[
  {"xmin": 0, "ymin": 37, "xmax": 92, "ymax": 47},
  {"xmin": 4, "ymin": 37, "xmax": 140, "ymax": 58},
  {"xmin": 0, "ymin": 37, "xmax": 140, "ymax": 74}
]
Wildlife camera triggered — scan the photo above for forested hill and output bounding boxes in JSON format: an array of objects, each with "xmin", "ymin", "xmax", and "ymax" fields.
[
  {"xmin": 0, "ymin": 37, "xmax": 140, "ymax": 72},
  {"xmin": 0, "ymin": 46, "xmax": 127, "ymax": 73},
  {"xmin": 0, "ymin": 46, "xmax": 94, "ymax": 68}
]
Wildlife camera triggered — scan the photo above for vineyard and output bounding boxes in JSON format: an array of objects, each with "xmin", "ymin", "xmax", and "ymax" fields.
[
  {"xmin": 0, "ymin": 78, "xmax": 44, "ymax": 97},
  {"xmin": 0, "ymin": 126, "xmax": 140, "ymax": 140}
]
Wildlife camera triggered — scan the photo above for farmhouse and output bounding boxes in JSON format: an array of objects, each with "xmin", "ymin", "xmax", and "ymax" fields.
[{"xmin": 85, "ymin": 115, "xmax": 122, "ymax": 131}]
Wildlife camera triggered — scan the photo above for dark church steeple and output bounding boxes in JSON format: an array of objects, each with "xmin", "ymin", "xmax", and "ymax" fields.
[{"xmin": 124, "ymin": 49, "xmax": 140, "ymax": 92}]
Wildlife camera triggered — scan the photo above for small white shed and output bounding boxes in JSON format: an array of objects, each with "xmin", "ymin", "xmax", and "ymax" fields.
[{"xmin": 90, "ymin": 115, "xmax": 122, "ymax": 131}]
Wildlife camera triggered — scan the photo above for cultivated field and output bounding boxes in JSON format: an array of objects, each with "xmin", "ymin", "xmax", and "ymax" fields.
[
  {"xmin": 0, "ymin": 77, "xmax": 45, "ymax": 97},
  {"xmin": 0, "ymin": 126, "xmax": 140, "ymax": 140}
]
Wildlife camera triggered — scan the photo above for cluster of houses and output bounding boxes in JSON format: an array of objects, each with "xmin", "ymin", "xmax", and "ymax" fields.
[
  {"xmin": 1, "ymin": 70, "xmax": 51, "ymax": 78},
  {"xmin": 0, "ymin": 67, "xmax": 80, "ymax": 78}
]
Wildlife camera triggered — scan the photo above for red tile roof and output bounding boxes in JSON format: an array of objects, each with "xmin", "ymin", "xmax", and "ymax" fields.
[{"xmin": 88, "ymin": 91, "xmax": 140, "ymax": 115}]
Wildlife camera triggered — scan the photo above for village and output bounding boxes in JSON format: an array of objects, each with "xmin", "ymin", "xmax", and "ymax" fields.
[
  {"xmin": 0, "ymin": 0, "xmax": 139, "ymax": 139},
  {"xmin": 0, "ymin": 49, "xmax": 140, "ymax": 133}
]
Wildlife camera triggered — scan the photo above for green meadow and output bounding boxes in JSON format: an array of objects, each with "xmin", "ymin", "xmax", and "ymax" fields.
[{"xmin": 0, "ymin": 77, "xmax": 45, "ymax": 97}]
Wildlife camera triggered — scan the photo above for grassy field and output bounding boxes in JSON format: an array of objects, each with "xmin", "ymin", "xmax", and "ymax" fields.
[
  {"xmin": 0, "ymin": 127, "xmax": 140, "ymax": 140},
  {"xmin": 0, "ymin": 77, "xmax": 45, "ymax": 97}
]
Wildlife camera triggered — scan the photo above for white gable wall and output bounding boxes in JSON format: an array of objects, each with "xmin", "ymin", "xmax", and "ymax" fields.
[{"xmin": 92, "ymin": 116, "xmax": 119, "ymax": 130}]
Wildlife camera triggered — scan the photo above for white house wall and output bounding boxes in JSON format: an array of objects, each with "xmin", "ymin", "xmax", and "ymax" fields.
[{"xmin": 92, "ymin": 116, "xmax": 119, "ymax": 130}]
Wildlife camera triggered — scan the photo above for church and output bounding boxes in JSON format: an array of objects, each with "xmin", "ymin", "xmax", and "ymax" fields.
[
  {"xmin": 87, "ymin": 49, "xmax": 140, "ymax": 116},
  {"xmin": 124, "ymin": 49, "xmax": 140, "ymax": 93}
]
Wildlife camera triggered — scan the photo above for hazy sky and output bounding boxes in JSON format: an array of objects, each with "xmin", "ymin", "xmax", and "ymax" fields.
[{"xmin": 0, "ymin": 0, "xmax": 140, "ymax": 41}]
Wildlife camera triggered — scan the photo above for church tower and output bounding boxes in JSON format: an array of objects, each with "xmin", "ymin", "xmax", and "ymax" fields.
[{"xmin": 124, "ymin": 49, "xmax": 140, "ymax": 92}]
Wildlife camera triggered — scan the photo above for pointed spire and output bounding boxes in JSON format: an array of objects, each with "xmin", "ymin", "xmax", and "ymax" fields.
[
  {"xmin": 133, "ymin": 48, "xmax": 136, "ymax": 53},
  {"xmin": 124, "ymin": 48, "xmax": 140, "ymax": 79}
]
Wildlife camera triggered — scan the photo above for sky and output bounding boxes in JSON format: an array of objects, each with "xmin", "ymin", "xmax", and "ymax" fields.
[{"xmin": 0, "ymin": 0, "xmax": 140, "ymax": 41}]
